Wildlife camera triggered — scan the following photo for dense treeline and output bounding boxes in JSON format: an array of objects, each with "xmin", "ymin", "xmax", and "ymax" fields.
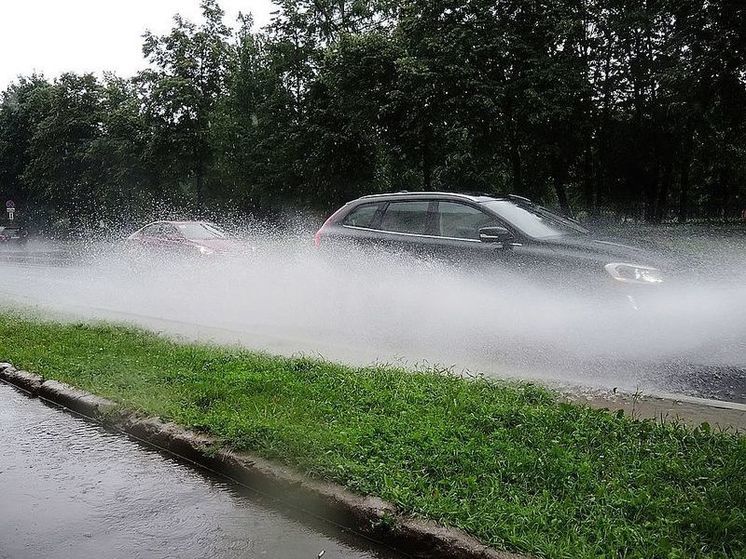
[{"xmin": 1, "ymin": 0, "xmax": 745, "ymax": 231}]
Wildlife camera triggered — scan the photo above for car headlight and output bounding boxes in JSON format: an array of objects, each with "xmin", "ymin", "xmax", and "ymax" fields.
[
  {"xmin": 197, "ymin": 245, "xmax": 214, "ymax": 256},
  {"xmin": 604, "ymin": 263, "xmax": 663, "ymax": 285}
]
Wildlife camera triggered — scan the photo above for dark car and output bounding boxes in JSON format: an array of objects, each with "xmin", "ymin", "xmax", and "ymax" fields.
[
  {"xmin": 314, "ymin": 192, "xmax": 667, "ymax": 308},
  {"xmin": 125, "ymin": 221, "xmax": 252, "ymax": 258}
]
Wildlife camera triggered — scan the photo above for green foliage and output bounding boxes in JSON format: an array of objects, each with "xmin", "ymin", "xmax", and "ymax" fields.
[
  {"xmin": 0, "ymin": 74, "xmax": 153, "ymax": 229},
  {"xmin": 0, "ymin": 313, "xmax": 744, "ymax": 558},
  {"xmin": 1, "ymin": 0, "xmax": 745, "ymax": 226},
  {"xmin": 0, "ymin": 76, "xmax": 54, "ymax": 224},
  {"xmin": 137, "ymin": 0, "xmax": 234, "ymax": 210}
]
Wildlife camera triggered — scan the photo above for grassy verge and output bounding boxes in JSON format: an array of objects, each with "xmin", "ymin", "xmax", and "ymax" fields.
[{"xmin": 0, "ymin": 313, "xmax": 744, "ymax": 559}]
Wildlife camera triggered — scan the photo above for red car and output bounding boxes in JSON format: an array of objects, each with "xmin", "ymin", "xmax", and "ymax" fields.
[{"xmin": 125, "ymin": 221, "xmax": 251, "ymax": 257}]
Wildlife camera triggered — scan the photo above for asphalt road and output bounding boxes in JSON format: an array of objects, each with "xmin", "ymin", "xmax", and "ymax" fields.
[
  {"xmin": 0, "ymin": 382, "xmax": 401, "ymax": 559},
  {"xmin": 0, "ymin": 242, "xmax": 744, "ymax": 404}
]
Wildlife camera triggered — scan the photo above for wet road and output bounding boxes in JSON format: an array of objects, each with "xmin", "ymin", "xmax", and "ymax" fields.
[
  {"xmin": 0, "ymin": 242, "xmax": 744, "ymax": 403},
  {"xmin": 0, "ymin": 383, "xmax": 401, "ymax": 559}
]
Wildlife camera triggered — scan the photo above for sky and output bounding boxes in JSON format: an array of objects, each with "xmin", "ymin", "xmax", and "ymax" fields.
[{"xmin": 0, "ymin": 0, "xmax": 277, "ymax": 90}]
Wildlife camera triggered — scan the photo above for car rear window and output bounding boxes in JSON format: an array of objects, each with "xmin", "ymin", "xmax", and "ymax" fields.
[
  {"xmin": 437, "ymin": 201, "xmax": 497, "ymax": 240},
  {"xmin": 342, "ymin": 203, "xmax": 381, "ymax": 228},
  {"xmin": 379, "ymin": 201, "xmax": 430, "ymax": 235}
]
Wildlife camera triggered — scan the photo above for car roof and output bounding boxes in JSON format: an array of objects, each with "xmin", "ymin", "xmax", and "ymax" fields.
[
  {"xmin": 354, "ymin": 191, "xmax": 507, "ymax": 204},
  {"xmin": 128, "ymin": 220, "xmax": 223, "ymax": 240},
  {"xmin": 139, "ymin": 220, "xmax": 209, "ymax": 227},
  {"xmin": 131, "ymin": 220, "xmax": 202, "ymax": 235}
]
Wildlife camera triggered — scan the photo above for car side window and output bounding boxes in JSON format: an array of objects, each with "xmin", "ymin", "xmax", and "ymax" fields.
[
  {"xmin": 342, "ymin": 203, "xmax": 381, "ymax": 228},
  {"xmin": 437, "ymin": 201, "xmax": 497, "ymax": 240},
  {"xmin": 379, "ymin": 201, "xmax": 431, "ymax": 235},
  {"xmin": 141, "ymin": 224, "xmax": 160, "ymax": 237},
  {"xmin": 161, "ymin": 224, "xmax": 181, "ymax": 238}
]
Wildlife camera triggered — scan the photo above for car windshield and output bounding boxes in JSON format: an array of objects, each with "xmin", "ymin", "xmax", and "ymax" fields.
[
  {"xmin": 481, "ymin": 200, "xmax": 588, "ymax": 239},
  {"xmin": 175, "ymin": 222, "xmax": 229, "ymax": 240}
]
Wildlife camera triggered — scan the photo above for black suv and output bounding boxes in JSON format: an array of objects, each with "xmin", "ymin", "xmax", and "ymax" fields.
[{"xmin": 315, "ymin": 192, "xmax": 666, "ymax": 306}]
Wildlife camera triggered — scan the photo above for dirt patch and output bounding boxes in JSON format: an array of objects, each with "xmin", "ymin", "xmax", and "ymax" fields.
[{"xmin": 565, "ymin": 388, "xmax": 746, "ymax": 432}]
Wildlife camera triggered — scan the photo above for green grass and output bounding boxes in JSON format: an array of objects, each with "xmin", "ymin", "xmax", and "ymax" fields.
[{"xmin": 1, "ymin": 313, "xmax": 744, "ymax": 559}]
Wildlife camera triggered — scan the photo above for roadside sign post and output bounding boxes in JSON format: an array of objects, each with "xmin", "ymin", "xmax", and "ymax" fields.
[{"xmin": 6, "ymin": 200, "xmax": 15, "ymax": 221}]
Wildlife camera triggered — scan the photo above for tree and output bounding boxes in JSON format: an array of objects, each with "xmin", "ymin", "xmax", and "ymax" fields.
[
  {"xmin": 1, "ymin": 0, "xmax": 745, "ymax": 226},
  {"xmin": 21, "ymin": 73, "xmax": 105, "ymax": 226},
  {"xmin": 0, "ymin": 76, "xmax": 54, "ymax": 225},
  {"xmin": 89, "ymin": 76, "xmax": 153, "ymax": 222},
  {"xmin": 138, "ymin": 0, "xmax": 233, "ymax": 211}
]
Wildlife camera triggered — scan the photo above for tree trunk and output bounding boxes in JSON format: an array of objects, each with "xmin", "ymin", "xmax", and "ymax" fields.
[
  {"xmin": 643, "ymin": 170, "xmax": 659, "ymax": 223},
  {"xmin": 552, "ymin": 155, "xmax": 572, "ymax": 217},
  {"xmin": 595, "ymin": 36, "xmax": 613, "ymax": 210},
  {"xmin": 655, "ymin": 159, "xmax": 672, "ymax": 223},
  {"xmin": 582, "ymin": 138, "xmax": 595, "ymax": 215},
  {"xmin": 678, "ymin": 126, "xmax": 693, "ymax": 223},
  {"xmin": 554, "ymin": 174, "xmax": 571, "ymax": 217},
  {"xmin": 422, "ymin": 124, "xmax": 432, "ymax": 190},
  {"xmin": 503, "ymin": 104, "xmax": 523, "ymax": 194},
  {"xmin": 510, "ymin": 146, "xmax": 522, "ymax": 194},
  {"xmin": 194, "ymin": 142, "xmax": 205, "ymax": 214}
]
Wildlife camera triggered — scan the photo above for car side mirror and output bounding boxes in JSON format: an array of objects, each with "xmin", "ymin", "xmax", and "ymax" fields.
[{"xmin": 479, "ymin": 226, "xmax": 513, "ymax": 243}]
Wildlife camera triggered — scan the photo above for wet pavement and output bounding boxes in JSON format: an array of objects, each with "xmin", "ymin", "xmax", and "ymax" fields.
[
  {"xmin": 0, "ymin": 242, "xmax": 744, "ymax": 404},
  {"xmin": 0, "ymin": 383, "xmax": 402, "ymax": 559}
]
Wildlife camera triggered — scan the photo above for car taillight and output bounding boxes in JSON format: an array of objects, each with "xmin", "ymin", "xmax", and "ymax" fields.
[{"xmin": 314, "ymin": 209, "xmax": 344, "ymax": 248}]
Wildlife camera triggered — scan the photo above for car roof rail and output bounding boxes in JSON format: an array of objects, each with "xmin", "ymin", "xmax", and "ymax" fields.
[
  {"xmin": 358, "ymin": 190, "xmax": 496, "ymax": 201},
  {"xmin": 508, "ymin": 194, "xmax": 533, "ymax": 204},
  {"xmin": 461, "ymin": 191, "xmax": 494, "ymax": 197}
]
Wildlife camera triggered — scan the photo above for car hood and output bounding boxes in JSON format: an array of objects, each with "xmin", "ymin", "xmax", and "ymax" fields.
[{"xmin": 539, "ymin": 235, "xmax": 676, "ymax": 270}]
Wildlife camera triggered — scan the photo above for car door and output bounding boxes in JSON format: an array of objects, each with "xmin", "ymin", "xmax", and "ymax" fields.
[
  {"xmin": 159, "ymin": 223, "xmax": 190, "ymax": 253},
  {"xmin": 373, "ymin": 200, "xmax": 441, "ymax": 257},
  {"xmin": 431, "ymin": 200, "xmax": 520, "ymax": 267}
]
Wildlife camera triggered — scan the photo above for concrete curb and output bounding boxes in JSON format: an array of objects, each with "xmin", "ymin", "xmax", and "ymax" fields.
[
  {"xmin": 643, "ymin": 390, "xmax": 746, "ymax": 412},
  {"xmin": 0, "ymin": 363, "xmax": 44, "ymax": 394},
  {"xmin": 0, "ymin": 362, "xmax": 527, "ymax": 559}
]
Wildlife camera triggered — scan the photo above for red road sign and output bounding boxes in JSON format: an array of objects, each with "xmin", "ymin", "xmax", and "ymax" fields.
[{"xmin": 5, "ymin": 200, "xmax": 14, "ymax": 209}]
